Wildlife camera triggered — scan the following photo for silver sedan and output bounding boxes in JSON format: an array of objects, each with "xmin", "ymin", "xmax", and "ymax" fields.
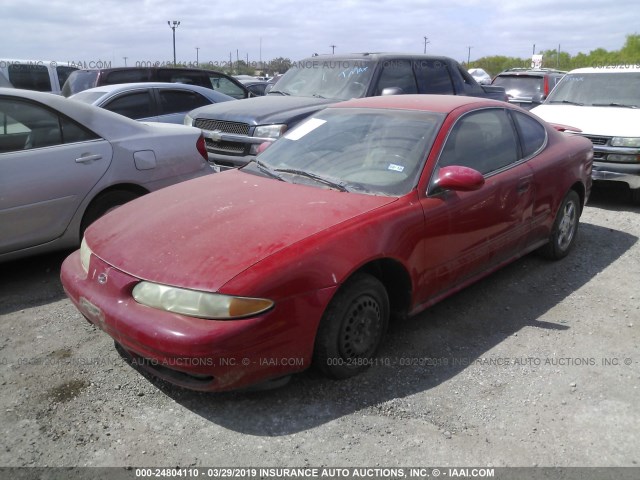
[
  {"xmin": 70, "ymin": 82, "xmax": 235, "ymax": 124},
  {"xmin": 0, "ymin": 87, "xmax": 212, "ymax": 262}
]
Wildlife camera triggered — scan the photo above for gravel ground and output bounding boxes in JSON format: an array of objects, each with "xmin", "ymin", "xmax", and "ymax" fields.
[{"xmin": 0, "ymin": 185, "xmax": 638, "ymax": 469}]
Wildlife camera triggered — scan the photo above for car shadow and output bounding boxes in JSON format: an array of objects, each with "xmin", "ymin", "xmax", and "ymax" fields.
[
  {"xmin": 587, "ymin": 183, "xmax": 640, "ymax": 213},
  {"xmin": 129, "ymin": 219, "xmax": 636, "ymax": 436},
  {"xmin": 0, "ymin": 250, "xmax": 71, "ymax": 315}
]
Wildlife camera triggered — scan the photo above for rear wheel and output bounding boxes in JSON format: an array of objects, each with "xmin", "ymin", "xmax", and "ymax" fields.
[
  {"xmin": 313, "ymin": 273, "xmax": 389, "ymax": 379},
  {"xmin": 80, "ymin": 190, "xmax": 140, "ymax": 237},
  {"xmin": 539, "ymin": 190, "xmax": 581, "ymax": 260}
]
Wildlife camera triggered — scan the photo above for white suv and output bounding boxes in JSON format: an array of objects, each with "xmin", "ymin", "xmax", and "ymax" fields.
[{"xmin": 532, "ymin": 65, "xmax": 640, "ymax": 202}]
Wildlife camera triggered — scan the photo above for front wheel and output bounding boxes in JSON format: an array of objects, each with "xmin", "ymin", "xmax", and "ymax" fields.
[
  {"xmin": 313, "ymin": 273, "xmax": 389, "ymax": 379},
  {"xmin": 538, "ymin": 190, "xmax": 581, "ymax": 260}
]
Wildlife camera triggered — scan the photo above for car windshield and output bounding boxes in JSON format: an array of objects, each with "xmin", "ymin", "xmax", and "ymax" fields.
[
  {"xmin": 546, "ymin": 72, "xmax": 640, "ymax": 107},
  {"xmin": 248, "ymin": 107, "xmax": 444, "ymax": 196},
  {"xmin": 268, "ymin": 60, "xmax": 375, "ymax": 100},
  {"xmin": 492, "ymin": 75, "xmax": 542, "ymax": 97}
]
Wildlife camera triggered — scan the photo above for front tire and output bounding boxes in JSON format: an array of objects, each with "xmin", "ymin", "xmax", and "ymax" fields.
[
  {"xmin": 313, "ymin": 273, "xmax": 389, "ymax": 379},
  {"xmin": 539, "ymin": 190, "xmax": 581, "ymax": 260}
]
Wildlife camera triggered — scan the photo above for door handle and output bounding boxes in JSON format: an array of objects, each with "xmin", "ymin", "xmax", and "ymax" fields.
[{"xmin": 75, "ymin": 154, "xmax": 102, "ymax": 164}]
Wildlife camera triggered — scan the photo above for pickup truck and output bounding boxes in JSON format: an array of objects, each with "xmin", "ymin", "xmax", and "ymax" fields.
[
  {"xmin": 532, "ymin": 65, "xmax": 640, "ymax": 203},
  {"xmin": 185, "ymin": 53, "xmax": 507, "ymax": 170}
]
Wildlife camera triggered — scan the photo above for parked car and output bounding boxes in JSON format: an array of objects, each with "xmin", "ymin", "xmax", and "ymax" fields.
[
  {"xmin": 468, "ymin": 68, "xmax": 492, "ymax": 85},
  {"xmin": 62, "ymin": 95, "xmax": 592, "ymax": 392},
  {"xmin": 186, "ymin": 53, "xmax": 508, "ymax": 170},
  {"xmin": 0, "ymin": 59, "xmax": 77, "ymax": 94},
  {"xmin": 69, "ymin": 82, "xmax": 235, "ymax": 124},
  {"xmin": 492, "ymin": 68, "xmax": 566, "ymax": 110},
  {"xmin": 238, "ymin": 79, "xmax": 269, "ymax": 96},
  {"xmin": 0, "ymin": 88, "xmax": 211, "ymax": 262},
  {"xmin": 61, "ymin": 67, "xmax": 251, "ymax": 99},
  {"xmin": 532, "ymin": 65, "xmax": 640, "ymax": 202}
]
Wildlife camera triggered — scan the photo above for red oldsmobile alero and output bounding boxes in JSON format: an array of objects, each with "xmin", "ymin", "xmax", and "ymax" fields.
[{"xmin": 61, "ymin": 95, "xmax": 593, "ymax": 392}]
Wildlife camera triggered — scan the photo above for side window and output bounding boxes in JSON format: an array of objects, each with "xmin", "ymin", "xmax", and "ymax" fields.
[
  {"xmin": 103, "ymin": 69, "xmax": 149, "ymax": 85},
  {"xmin": 208, "ymin": 76, "xmax": 246, "ymax": 99},
  {"xmin": 56, "ymin": 66, "xmax": 77, "ymax": 89},
  {"xmin": 158, "ymin": 90, "xmax": 212, "ymax": 115},
  {"xmin": 511, "ymin": 111, "xmax": 546, "ymax": 158},
  {"xmin": 416, "ymin": 61, "xmax": 454, "ymax": 94},
  {"xmin": 0, "ymin": 98, "xmax": 60, "ymax": 151},
  {"xmin": 8, "ymin": 64, "xmax": 52, "ymax": 92},
  {"xmin": 103, "ymin": 92, "xmax": 154, "ymax": 119},
  {"xmin": 0, "ymin": 98, "xmax": 99, "ymax": 153},
  {"xmin": 375, "ymin": 59, "xmax": 418, "ymax": 95},
  {"xmin": 437, "ymin": 109, "xmax": 519, "ymax": 175}
]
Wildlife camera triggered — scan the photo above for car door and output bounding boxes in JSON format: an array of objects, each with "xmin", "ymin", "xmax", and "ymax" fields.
[
  {"xmin": 0, "ymin": 96, "xmax": 113, "ymax": 254},
  {"xmin": 100, "ymin": 90, "xmax": 159, "ymax": 122},
  {"xmin": 417, "ymin": 107, "xmax": 534, "ymax": 301}
]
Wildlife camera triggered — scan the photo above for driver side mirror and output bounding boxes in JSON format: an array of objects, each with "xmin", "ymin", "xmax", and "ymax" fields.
[
  {"xmin": 435, "ymin": 165, "xmax": 485, "ymax": 192},
  {"xmin": 381, "ymin": 87, "xmax": 404, "ymax": 96}
]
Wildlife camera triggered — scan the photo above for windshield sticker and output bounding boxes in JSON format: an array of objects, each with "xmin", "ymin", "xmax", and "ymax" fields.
[
  {"xmin": 284, "ymin": 118, "xmax": 327, "ymax": 141},
  {"xmin": 340, "ymin": 66, "xmax": 369, "ymax": 78},
  {"xmin": 388, "ymin": 164, "xmax": 405, "ymax": 172}
]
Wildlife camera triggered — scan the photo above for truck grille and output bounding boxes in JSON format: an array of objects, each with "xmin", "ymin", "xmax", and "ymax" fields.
[
  {"xmin": 205, "ymin": 139, "xmax": 245, "ymax": 155},
  {"xmin": 582, "ymin": 135, "xmax": 610, "ymax": 146},
  {"xmin": 194, "ymin": 119, "xmax": 250, "ymax": 136}
]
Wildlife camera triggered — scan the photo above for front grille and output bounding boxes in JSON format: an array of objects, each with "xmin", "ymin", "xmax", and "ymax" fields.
[
  {"xmin": 205, "ymin": 138, "xmax": 245, "ymax": 155},
  {"xmin": 582, "ymin": 135, "xmax": 610, "ymax": 146},
  {"xmin": 194, "ymin": 118, "xmax": 250, "ymax": 136}
]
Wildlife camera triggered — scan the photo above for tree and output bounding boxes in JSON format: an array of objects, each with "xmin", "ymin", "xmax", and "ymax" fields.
[{"xmin": 265, "ymin": 57, "xmax": 292, "ymax": 75}]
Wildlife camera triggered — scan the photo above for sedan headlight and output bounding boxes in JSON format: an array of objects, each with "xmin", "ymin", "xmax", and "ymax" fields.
[
  {"xmin": 184, "ymin": 112, "xmax": 195, "ymax": 127},
  {"xmin": 80, "ymin": 237, "xmax": 93, "ymax": 274},
  {"xmin": 132, "ymin": 281, "xmax": 274, "ymax": 319},
  {"xmin": 254, "ymin": 124, "xmax": 287, "ymax": 139},
  {"xmin": 610, "ymin": 137, "xmax": 640, "ymax": 148}
]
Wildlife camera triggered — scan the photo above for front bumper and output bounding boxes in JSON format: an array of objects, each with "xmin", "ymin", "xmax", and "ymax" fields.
[
  {"xmin": 592, "ymin": 161, "xmax": 640, "ymax": 189},
  {"xmin": 61, "ymin": 251, "xmax": 335, "ymax": 391}
]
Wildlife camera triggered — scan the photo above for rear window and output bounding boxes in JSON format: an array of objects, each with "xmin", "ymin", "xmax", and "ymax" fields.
[
  {"xmin": 492, "ymin": 75, "xmax": 542, "ymax": 97},
  {"xmin": 102, "ymin": 69, "xmax": 150, "ymax": 85},
  {"xmin": 62, "ymin": 70, "xmax": 99, "ymax": 97},
  {"xmin": 7, "ymin": 64, "xmax": 51, "ymax": 92}
]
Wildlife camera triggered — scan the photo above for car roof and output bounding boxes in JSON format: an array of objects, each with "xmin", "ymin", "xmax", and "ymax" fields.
[
  {"xmin": 497, "ymin": 68, "xmax": 566, "ymax": 76},
  {"xmin": 566, "ymin": 65, "xmax": 640, "ymax": 74},
  {"xmin": 70, "ymin": 82, "xmax": 234, "ymax": 100},
  {"xmin": 297, "ymin": 53, "xmax": 458, "ymax": 63},
  {"xmin": 331, "ymin": 94, "xmax": 505, "ymax": 113}
]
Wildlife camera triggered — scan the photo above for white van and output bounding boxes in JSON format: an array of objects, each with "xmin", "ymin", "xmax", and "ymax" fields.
[{"xmin": 0, "ymin": 59, "xmax": 77, "ymax": 94}]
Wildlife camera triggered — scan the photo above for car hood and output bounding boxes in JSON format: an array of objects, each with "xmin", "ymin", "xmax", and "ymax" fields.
[
  {"xmin": 189, "ymin": 95, "xmax": 336, "ymax": 125},
  {"xmin": 86, "ymin": 170, "xmax": 397, "ymax": 292},
  {"xmin": 532, "ymin": 104, "xmax": 640, "ymax": 136}
]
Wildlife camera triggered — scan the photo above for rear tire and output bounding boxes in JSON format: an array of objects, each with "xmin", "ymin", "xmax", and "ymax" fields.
[
  {"xmin": 313, "ymin": 273, "xmax": 389, "ymax": 379},
  {"xmin": 80, "ymin": 190, "xmax": 140, "ymax": 237},
  {"xmin": 538, "ymin": 190, "xmax": 581, "ymax": 260}
]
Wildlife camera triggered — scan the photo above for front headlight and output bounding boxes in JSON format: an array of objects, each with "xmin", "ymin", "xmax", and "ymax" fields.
[
  {"xmin": 132, "ymin": 281, "xmax": 274, "ymax": 319},
  {"xmin": 610, "ymin": 137, "xmax": 640, "ymax": 148},
  {"xmin": 80, "ymin": 237, "xmax": 93, "ymax": 274},
  {"xmin": 184, "ymin": 112, "xmax": 195, "ymax": 126},
  {"xmin": 254, "ymin": 124, "xmax": 287, "ymax": 139}
]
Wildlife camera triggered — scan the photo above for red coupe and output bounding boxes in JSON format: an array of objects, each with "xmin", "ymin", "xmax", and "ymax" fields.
[{"xmin": 61, "ymin": 95, "xmax": 593, "ymax": 392}]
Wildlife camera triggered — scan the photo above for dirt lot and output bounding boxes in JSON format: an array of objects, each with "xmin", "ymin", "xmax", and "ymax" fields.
[{"xmin": 0, "ymin": 185, "xmax": 638, "ymax": 470}]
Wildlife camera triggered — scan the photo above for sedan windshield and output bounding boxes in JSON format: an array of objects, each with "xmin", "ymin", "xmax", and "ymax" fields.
[
  {"xmin": 546, "ymin": 72, "xmax": 640, "ymax": 108},
  {"xmin": 249, "ymin": 107, "xmax": 444, "ymax": 196},
  {"xmin": 269, "ymin": 60, "xmax": 375, "ymax": 100}
]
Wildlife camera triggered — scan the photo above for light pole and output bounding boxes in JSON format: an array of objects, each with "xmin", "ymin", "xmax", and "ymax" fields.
[
  {"xmin": 123, "ymin": 56, "xmax": 128, "ymax": 67},
  {"xmin": 168, "ymin": 20, "xmax": 180, "ymax": 66},
  {"xmin": 423, "ymin": 36, "xmax": 430, "ymax": 54},
  {"xmin": 330, "ymin": 45, "xmax": 337, "ymax": 54},
  {"xmin": 196, "ymin": 47, "xmax": 200, "ymax": 66},
  {"xmin": 467, "ymin": 46, "xmax": 472, "ymax": 67}
]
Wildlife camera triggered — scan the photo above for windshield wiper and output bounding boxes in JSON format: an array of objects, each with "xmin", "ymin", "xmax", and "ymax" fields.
[
  {"xmin": 250, "ymin": 159, "xmax": 286, "ymax": 181},
  {"xmin": 273, "ymin": 168, "xmax": 349, "ymax": 192},
  {"xmin": 548, "ymin": 100, "xmax": 584, "ymax": 106},
  {"xmin": 592, "ymin": 102, "xmax": 638, "ymax": 109},
  {"xmin": 312, "ymin": 94, "xmax": 327, "ymax": 99},
  {"xmin": 268, "ymin": 90, "xmax": 290, "ymax": 96}
]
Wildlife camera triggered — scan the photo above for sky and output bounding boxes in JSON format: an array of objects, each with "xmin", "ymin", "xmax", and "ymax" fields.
[{"xmin": 2, "ymin": 0, "xmax": 639, "ymax": 70}]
